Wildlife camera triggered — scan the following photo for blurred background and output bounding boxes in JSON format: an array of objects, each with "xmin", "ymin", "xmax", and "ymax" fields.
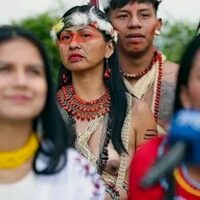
[{"xmin": 0, "ymin": 0, "xmax": 199, "ymax": 81}]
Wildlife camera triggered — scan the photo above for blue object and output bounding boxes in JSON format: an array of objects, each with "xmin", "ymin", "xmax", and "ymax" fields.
[{"xmin": 168, "ymin": 109, "xmax": 200, "ymax": 165}]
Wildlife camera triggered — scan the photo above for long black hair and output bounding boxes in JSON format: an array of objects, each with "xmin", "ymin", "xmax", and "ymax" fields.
[
  {"xmin": 57, "ymin": 5, "xmax": 128, "ymax": 154},
  {"xmin": 173, "ymin": 33, "xmax": 200, "ymax": 113},
  {"xmin": 0, "ymin": 25, "xmax": 75, "ymax": 175}
]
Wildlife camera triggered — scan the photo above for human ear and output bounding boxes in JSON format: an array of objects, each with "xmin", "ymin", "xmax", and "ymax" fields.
[
  {"xmin": 105, "ymin": 40, "xmax": 114, "ymax": 59},
  {"xmin": 155, "ymin": 18, "xmax": 162, "ymax": 36}
]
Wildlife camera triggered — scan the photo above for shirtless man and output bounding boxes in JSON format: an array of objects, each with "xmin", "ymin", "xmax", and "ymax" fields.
[{"xmin": 106, "ymin": 0, "xmax": 179, "ymax": 133}]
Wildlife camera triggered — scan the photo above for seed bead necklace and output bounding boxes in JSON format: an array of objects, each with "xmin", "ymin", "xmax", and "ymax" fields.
[
  {"xmin": 121, "ymin": 50, "xmax": 163, "ymax": 122},
  {"xmin": 0, "ymin": 133, "xmax": 39, "ymax": 169},
  {"xmin": 120, "ymin": 50, "xmax": 158, "ymax": 79},
  {"xmin": 57, "ymin": 84, "xmax": 111, "ymax": 121},
  {"xmin": 153, "ymin": 51, "xmax": 163, "ymax": 122}
]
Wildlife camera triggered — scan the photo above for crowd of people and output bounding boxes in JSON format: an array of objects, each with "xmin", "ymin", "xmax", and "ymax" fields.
[{"xmin": 0, "ymin": 0, "xmax": 199, "ymax": 199}]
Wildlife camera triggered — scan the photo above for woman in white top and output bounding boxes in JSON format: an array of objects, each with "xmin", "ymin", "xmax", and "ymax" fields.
[{"xmin": 0, "ymin": 25, "xmax": 104, "ymax": 200}]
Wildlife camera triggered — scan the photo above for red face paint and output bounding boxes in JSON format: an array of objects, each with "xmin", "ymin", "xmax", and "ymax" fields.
[{"xmin": 59, "ymin": 26, "xmax": 101, "ymax": 45}]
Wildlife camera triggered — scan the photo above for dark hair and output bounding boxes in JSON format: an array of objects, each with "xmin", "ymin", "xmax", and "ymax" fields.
[
  {"xmin": 173, "ymin": 34, "xmax": 200, "ymax": 113},
  {"xmin": 196, "ymin": 21, "xmax": 200, "ymax": 35},
  {"xmin": 0, "ymin": 25, "xmax": 75, "ymax": 175},
  {"xmin": 106, "ymin": 0, "xmax": 161, "ymax": 14},
  {"xmin": 57, "ymin": 5, "xmax": 128, "ymax": 154}
]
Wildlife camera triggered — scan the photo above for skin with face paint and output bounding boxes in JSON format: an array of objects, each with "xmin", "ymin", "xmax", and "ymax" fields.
[
  {"xmin": 109, "ymin": 1, "xmax": 179, "ymax": 132},
  {"xmin": 57, "ymin": 25, "xmax": 112, "ymax": 75},
  {"xmin": 110, "ymin": 2, "xmax": 160, "ymax": 55}
]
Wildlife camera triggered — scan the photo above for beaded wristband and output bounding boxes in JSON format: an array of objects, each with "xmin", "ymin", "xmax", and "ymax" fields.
[
  {"xmin": 122, "ymin": 182, "xmax": 129, "ymax": 193},
  {"xmin": 106, "ymin": 186, "xmax": 119, "ymax": 200}
]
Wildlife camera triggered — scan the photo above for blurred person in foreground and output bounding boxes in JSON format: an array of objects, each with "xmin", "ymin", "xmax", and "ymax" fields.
[{"xmin": 0, "ymin": 25, "xmax": 104, "ymax": 200}]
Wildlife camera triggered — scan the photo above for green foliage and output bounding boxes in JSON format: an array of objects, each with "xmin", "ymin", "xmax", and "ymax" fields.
[
  {"xmin": 13, "ymin": 13, "xmax": 60, "ymax": 83},
  {"xmin": 156, "ymin": 21, "xmax": 197, "ymax": 63}
]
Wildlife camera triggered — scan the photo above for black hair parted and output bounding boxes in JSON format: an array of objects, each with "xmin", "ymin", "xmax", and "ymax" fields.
[
  {"xmin": 173, "ymin": 34, "xmax": 200, "ymax": 113},
  {"xmin": 106, "ymin": 0, "xmax": 162, "ymax": 13},
  {"xmin": 0, "ymin": 25, "xmax": 76, "ymax": 175}
]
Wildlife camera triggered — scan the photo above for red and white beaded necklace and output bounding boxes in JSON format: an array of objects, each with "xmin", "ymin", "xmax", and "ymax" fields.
[
  {"xmin": 57, "ymin": 84, "xmax": 111, "ymax": 121},
  {"xmin": 120, "ymin": 51, "xmax": 158, "ymax": 79},
  {"xmin": 121, "ymin": 50, "xmax": 163, "ymax": 121},
  {"xmin": 152, "ymin": 51, "xmax": 163, "ymax": 122}
]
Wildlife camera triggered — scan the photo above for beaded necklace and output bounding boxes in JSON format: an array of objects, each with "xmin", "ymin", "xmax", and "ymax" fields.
[
  {"xmin": 120, "ymin": 51, "xmax": 163, "ymax": 121},
  {"xmin": 57, "ymin": 84, "xmax": 111, "ymax": 121},
  {"xmin": 120, "ymin": 51, "xmax": 158, "ymax": 79},
  {"xmin": 0, "ymin": 134, "xmax": 39, "ymax": 169},
  {"xmin": 152, "ymin": 51, "xmax": 163, "ymax": 122}
]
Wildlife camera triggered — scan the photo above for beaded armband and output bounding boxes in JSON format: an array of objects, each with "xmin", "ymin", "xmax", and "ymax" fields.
[
  {"xmin": 106, "ymin": 185, "xmax": 119, "ymax": 200},
  {"xmin": 122, "ymin": 182, "xmax": 129, "ymax": 193}
]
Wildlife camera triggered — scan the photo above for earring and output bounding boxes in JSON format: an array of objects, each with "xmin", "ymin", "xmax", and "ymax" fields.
[
  {"xmin": 104, "ymin": 59, "xmax": 111, "ymax": 79},
  {"xmin": 155, "ymin": 30, "xmax": 161, "ymax": 36},
  {"xmin": 62, "ymin": 73, "xmax": 68, "ymax": 86}
]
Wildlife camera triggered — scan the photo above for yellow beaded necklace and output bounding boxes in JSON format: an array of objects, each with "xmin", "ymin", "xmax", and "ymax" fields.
[{"xmin": 0, "ymin": 134, "xmax": 39, "ymax": 169}]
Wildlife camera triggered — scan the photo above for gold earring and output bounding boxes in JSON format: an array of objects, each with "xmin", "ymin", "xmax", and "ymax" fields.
[{"xmin": 155, "ymin": 30, "xmax": 161, "ymax": 36}]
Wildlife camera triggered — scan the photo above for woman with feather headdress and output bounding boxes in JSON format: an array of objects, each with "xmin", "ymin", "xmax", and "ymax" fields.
[{"xmin": 52, "ymin": 2, "xmax": 157, "ymax": 199}]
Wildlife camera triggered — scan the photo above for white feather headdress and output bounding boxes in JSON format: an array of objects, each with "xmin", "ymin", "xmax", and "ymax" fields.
[
  {"xmin": 51, "ymin": 1, "xmax": 118, "ymax": 42},
  {"xmin": 61, "ymin": 0, "xmax": 111, "ymax": 13},
  {"xmin": 99, "ymin": 0, "xmax": 112, "ymax": 11}
]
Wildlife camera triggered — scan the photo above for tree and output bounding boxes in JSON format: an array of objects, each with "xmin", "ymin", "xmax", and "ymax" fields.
[
  {"xmin": 156, "ymin": 21, "xmax": 197, "ymax": 63},
  {"xmin": 14, "ymin": 13, "xmax": 60, "ymax": 82}
]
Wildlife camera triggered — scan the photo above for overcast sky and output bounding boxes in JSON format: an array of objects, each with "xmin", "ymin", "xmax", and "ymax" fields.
[{"xmin": 0, "ymin": 0, "xmax": 199, "ymax": 25}]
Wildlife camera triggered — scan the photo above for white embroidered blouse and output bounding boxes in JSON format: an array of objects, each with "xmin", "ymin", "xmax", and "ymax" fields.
[{"xmin": 0, "ymin": 148, "xmax": 105, "ymax": 200}]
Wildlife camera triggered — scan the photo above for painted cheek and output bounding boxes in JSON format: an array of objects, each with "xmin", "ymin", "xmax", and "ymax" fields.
[
  {"xmin": 59, "ymin": 34, "xmax": 82, "ymax": 45},
  {"xmin": 151, "ymin": 27, "xmax": 156, "ymax": 35},
  {"xmin": 148, "ymin": 23, "xmax": 157, "ymax": 35},
  {"xmin": 71, "ymin": 33, "xmax": 84, "ymax": 43},
  {"xmin": 114, "ymin": 21, "xmax": 125, "ymax": 31},
  {"xmin": 78, "ymin": 33, "xmax": 101, "ymax": 43},
  {"xmin": 71, "ymin": 33, "xmax": 101, "ymax": 44}
]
